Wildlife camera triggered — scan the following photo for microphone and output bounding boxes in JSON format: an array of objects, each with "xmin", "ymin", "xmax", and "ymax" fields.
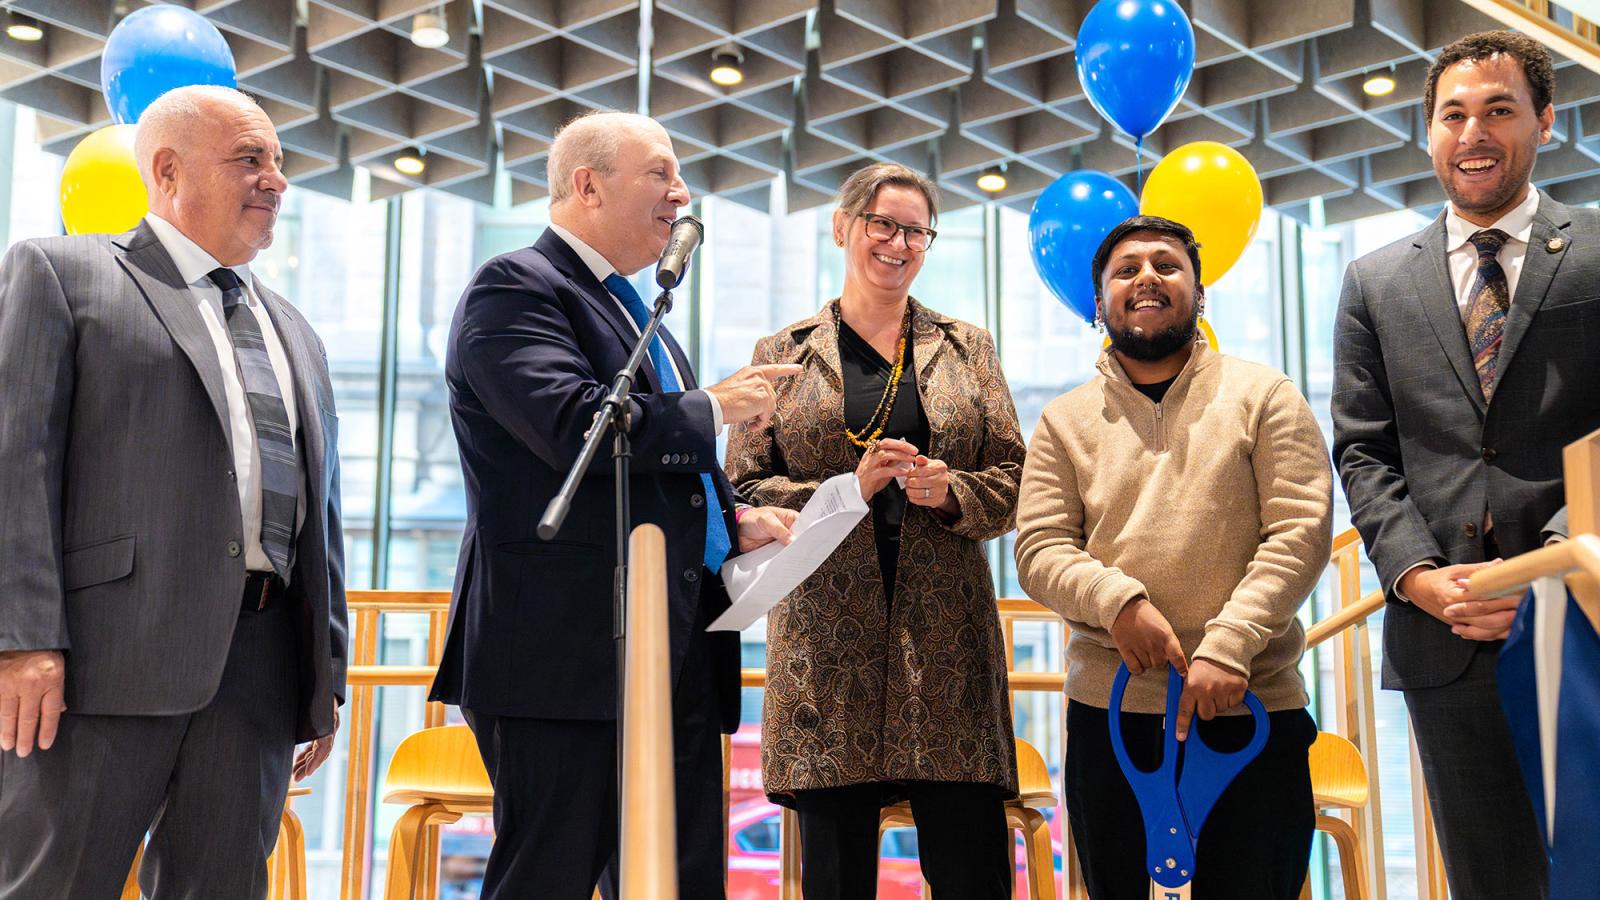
[{"xmin": 655, "ymin": 215, "xmax": 704, "ymax": 290}]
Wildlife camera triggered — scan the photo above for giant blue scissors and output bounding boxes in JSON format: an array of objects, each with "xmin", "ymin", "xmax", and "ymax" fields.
[{"xmin": 1108, "ymin": 663, "xmax": 1269, "ymax": 899}]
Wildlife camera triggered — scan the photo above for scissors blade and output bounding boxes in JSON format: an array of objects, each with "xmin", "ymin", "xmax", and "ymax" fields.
[{"xmin": 1150, "ymin": 878, "xmax": 1192, "ymax": 899}]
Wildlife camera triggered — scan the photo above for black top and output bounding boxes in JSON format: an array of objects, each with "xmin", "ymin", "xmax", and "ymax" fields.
[
  {"xmin": 839, "ymin": 317, "xmax": 929, "ymax": 602},
  {"xmin": 1132, "ymin": 374, "xmax": 1179, "ymax": 404}
]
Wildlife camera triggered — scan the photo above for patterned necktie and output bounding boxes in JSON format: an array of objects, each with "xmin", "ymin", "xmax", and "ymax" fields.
[
  {"xmin": 1465, "ymin": 228, "xmax": 1512, "ymax": 401},
  {"xmin": 603, "ymin": 273, "xmax": 732, "ymax": 573},
  {"xmin": 209, "ymin": 268, "xmax": 298, "ymax": 580}
]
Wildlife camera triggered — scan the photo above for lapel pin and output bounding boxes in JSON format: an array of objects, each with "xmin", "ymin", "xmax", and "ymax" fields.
[{"xmin": 1547, "ymin": 237, "xmax": 1566, "ymax": 253}]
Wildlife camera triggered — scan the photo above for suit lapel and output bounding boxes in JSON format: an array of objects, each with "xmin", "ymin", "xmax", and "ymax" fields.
[
  {"xmin": 115, "ymin": 222, "xmax": 236, "ymax": 446},
  {"xmin": 1498, "ymin": 194, "xmax": 1572, "ymax": 389},
  {"xmin": 1410, "ymin": 215, "xmax": 1487, "ymax": 416},
  {"xmin": 533, "ymin": 229, "xmax": 663, "ymax": 394},
  {"xmin": 255, "ymin": 281, "xmax": 327, "ymax": 491}
]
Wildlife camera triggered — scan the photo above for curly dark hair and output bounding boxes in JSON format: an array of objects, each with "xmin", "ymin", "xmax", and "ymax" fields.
[
  {"xmin": 1091, "ymin": 215, "xmax": 1203, "ymax": 300},
  {"xmin": 1424, "ymin": 30, "xmax": 1555, "ymax": 121}
]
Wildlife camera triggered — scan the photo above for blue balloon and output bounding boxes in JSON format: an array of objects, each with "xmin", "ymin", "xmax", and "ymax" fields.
[
  {"xmin": 1076, "ymin": 0, "xmax": 1195, "ymax": 139},
  {"xmin": 1028, "ymin": 171, "xmax": 1140, "ymax": 324},
  {"xmin": 101, "ymin": 6, "xmax": 237, "ymax": 125}
]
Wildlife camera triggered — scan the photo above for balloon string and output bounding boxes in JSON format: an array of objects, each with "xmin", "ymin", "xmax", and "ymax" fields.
[{"xmin": 1135, "ymin": 135, "xmax": 1145, "ymax": 191}]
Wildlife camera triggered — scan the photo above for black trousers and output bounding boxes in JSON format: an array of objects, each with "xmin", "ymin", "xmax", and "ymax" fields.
[
  {"xmin": 1065, "ymin": 701, "xmax": 1316, "ymax": 900},
  {"xmin": 1403, "ymin": 639, "xmax": 1548, "ymax": 899},
  {"xmin": 461, "ymin": 609, "xmax": 726, "ymax": 900},
  {"xmin": 792, "ymin": 780, "xmax": 1013, "ymax": 900}
]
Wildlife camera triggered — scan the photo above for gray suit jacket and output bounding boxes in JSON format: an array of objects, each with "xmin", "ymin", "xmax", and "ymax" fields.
[
  {"xmin": 1333, "ymin": 192, "xmax": 1600, "ymax": 690},
  {"xmin": 0, "ymin": 221, "xmax": 347, "ymax": 741}
]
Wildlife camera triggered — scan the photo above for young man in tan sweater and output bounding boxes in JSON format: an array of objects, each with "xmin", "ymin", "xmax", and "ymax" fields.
[{"xmin": 1015, "ymin": 215, "xmax": 1333, "ymax": 899}]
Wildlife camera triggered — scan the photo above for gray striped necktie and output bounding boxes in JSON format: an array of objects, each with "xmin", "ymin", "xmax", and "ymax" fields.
[{"xmin": 209, "ymin": 267, "xmax": 297, "ymax": 580}]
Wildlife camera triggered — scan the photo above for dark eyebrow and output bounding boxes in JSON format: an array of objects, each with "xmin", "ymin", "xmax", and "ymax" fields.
[
  {"xmin": 1438, "ymin": 93, "xmax": 1520, "ymax": 110},
  {"xmin": 234, "ymin": 142, "xmax": 284, "ymax": 165}
]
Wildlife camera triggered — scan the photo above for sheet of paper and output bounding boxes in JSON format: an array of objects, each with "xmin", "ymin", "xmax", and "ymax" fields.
[{"xmin": 708, "ymin": 472, "xmax": 869, "ymax": 632}]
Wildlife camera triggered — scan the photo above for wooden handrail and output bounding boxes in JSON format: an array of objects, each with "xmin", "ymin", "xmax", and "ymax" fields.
[
  {"xmin": 1305, "ymin": 590, "xmax": 1385, "ymax": 649},
  {"xmin": 620, "ymin": 525, "xmax": 676, "ymax": 900}
]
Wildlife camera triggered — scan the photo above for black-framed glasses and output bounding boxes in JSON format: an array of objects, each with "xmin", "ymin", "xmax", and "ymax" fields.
[{"xmin": 859, "ymin": 212, "xmax": 937, "ymax": 252}]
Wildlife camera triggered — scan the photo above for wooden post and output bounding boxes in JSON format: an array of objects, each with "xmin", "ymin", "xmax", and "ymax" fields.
[{"xmin": 620, "ymin": 525, "xmax": 677, "ymax": 900}]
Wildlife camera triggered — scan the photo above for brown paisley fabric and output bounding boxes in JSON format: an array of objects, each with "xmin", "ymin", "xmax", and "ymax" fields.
[{"xmin": 726, "ymin": 298, "xmax": 1027, "ymax": 803}]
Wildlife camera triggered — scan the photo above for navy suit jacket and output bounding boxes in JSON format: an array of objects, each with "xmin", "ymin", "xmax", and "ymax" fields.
[{"xmin": 429, "ymin": 228, "xmax": 741, "ymax": 731}]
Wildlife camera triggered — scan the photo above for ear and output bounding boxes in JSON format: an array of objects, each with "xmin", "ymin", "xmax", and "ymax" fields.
[
  {"xmin": 572, "ymin": 166, "xmax": 603, "ymax": 209},
  {"xmin": 1538, "ymin": 102, "xmax": 1556, "ymax": 145},
  {"xmin": 830, "ymin": 207, "xmax": 848, "ymax": 247},
  {"xmin": 150, "ymin": 147, "xmax": 180, "ymax": 196}
]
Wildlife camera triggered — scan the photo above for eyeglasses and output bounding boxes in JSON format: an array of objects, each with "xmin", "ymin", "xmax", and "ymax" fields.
[{"xmin": 858, "ymin": 212, "xmax": 937, "ymax": 252}]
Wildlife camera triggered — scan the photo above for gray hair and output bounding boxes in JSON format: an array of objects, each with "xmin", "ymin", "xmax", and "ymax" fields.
[
  {"xmin": 835, "ymin": 161, "xmax": 940, "ymax": 227},
  {"xmin": 546, "ymin": 109, "xmax": 660, "ymax": 203},
  {"xmin": 134, "ymin": 85, "xmax": 265, "ymax": 187}
]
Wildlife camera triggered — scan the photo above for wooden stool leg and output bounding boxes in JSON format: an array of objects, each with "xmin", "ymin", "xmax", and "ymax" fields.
[
  {"xmin": 384, "ymin": 804, "xmax": 439, "ymax": 900},
  {"xmin": 1299, "ymin": 876, "xmax": 1313, "ymax": 900},
  {"xmin": 281, "ymin": 805, "xmax": 307, "ymax": 900},
  {"xmin": 1024, "ymin": 811, "xmax": 1056, "ymax": 900},
  {"xmin": 780, "ymin": 807, "xmax": 802, "ymax": 900},
  {"xmin": 122, "ymin": 842, "xmax": 145, "ymax": 900},
  {"xmin": 1317, "ymin": 814, "xmax": 1368, "ymax": 900}
]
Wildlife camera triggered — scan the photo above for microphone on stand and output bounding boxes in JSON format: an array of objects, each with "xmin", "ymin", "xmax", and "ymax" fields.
[{"xmin": 655, "ymin": 215, "xmax": 704, "ymax": 290}]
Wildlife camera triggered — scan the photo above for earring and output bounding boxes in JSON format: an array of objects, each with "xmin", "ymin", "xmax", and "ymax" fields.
[{"xmin": 1093, "ymin": 310, "xmax": 1105, "ymax": 333}]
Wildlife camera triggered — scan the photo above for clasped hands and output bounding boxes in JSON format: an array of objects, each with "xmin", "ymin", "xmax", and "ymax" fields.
[
  {"xmin": 1110, "ymin": 598, "xmax": 1245, "ymax": 742},
  {"xmin": 1396, "ymin": 562, "xmax": 1522, "ymax": 642},
  {"xmin": 854, "ymin": 438, "xmax": 957, "ymax": 515}
]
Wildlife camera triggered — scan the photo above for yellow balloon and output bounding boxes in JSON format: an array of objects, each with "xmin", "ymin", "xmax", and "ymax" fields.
[
  {"xmin": 60, "ymin": 124, "xmax": 148, "ymax": 235},
  {"xmin": 1140, "ymin": 141, "xmax": 1262, "ymax": 285}
]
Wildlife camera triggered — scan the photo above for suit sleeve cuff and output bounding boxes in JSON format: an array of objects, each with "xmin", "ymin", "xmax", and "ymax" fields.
[{"xmin": 699, "ymin": 389, "xmax": 725, "ymax": 434}]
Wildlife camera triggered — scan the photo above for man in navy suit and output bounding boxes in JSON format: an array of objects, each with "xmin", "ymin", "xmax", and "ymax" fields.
[{"xmin": 429, "ymin": 110, "xmax": 800, "ymax": 899}]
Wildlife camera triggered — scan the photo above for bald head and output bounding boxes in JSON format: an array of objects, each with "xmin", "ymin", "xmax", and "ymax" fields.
[
  {"xmin": 135, "ymin": 85, "xmax": 287, "ymax": 266},
  {"xmin": 547, "ymin": 110, "xmax": 664, "ymax": 204}
]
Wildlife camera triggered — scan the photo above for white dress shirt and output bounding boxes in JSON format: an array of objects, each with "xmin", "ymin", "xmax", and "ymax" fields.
[
  {"xmin": 547, "ymin": 223, "xmax": 724, "ymax": 432},
  {"xmin": 1443, "ymin": 183, "xmax": 1540, "ymax": 314},
  {"xmin": 145, "ymin": 214, "xmax": 304, "ymax": 576}
]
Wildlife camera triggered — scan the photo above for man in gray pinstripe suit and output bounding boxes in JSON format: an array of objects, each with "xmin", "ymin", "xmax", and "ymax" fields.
[
  {"xmin": 0, "ymin": 86, "xmax": 347, "ymax": 898},
  {"xmin": 1334, "ymin": 31, "xmax": 1600, "ymax": 899}
]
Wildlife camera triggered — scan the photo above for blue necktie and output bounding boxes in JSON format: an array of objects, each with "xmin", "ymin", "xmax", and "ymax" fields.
[{"xmin": 602, "ymin": 274, "xmax": 732, "ymax": 573}]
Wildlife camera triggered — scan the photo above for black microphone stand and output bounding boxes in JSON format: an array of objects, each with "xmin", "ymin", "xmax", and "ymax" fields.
[{"xmin": 538, "ymin": 279, "xmax": 676, "ymax": 843}]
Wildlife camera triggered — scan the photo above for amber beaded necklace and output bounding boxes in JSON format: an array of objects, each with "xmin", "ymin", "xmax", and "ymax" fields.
[{"xmin": 838, "ymin": 300, "xmax": 912, "ymax": 450}]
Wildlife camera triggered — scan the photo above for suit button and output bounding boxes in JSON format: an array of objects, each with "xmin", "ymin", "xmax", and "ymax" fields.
[
  {"xmin": 675, "ymin": 454, "xmax": 686, "ymax": 464},
  {"xmin": 690, "ymin": 453, "xmax": 699, "ymax": 464},
  {"xmin": 226, "ymin": 540, "xmax": 242, "ymax": 557},
  {"xmin": 661, "ymin": 454, "xmax": 672, "ymax": 465},
  {"xmin": 226, "ymin": 470, "xmax": 236, "ymax": 481},
  {"xmin": 690, "ymin": 493, "xmax": 705, "ymax": 508},
  {"xmin": 1481, "ymin": 447, "xmax": 1497, "ymax": 462},
  {"xmin": 1463, "ymin": 522, "xmax": 1478, "ymax": 538},
  {"xmin": 683, "ymin": 568, "xmax": 699, "ymax": 582}
]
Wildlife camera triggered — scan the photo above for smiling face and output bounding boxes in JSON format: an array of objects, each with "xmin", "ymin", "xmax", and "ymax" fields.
[
  {"xmin": 151, "ymin": 97, "xmax": 287, "ymax": 266},
  {"xmin": 1098, "ymin": 231, "xmax": 1203, "ymax": 363},
  {"xmin": 1428, "ymin": 53, "xmax": 1553, "ymax": 225},
  {"xmin": 834, "ymin": 183, "xmax": 931, "ymax": 300},
  {"xmin": 589, "ymin": 121, "xmax": 690, "ymax": 275}
]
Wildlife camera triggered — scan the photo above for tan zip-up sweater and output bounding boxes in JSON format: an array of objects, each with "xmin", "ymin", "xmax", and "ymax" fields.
[{"xmin": 1015, "ymin": 341, "xmax": 1333, "ymax": 714}]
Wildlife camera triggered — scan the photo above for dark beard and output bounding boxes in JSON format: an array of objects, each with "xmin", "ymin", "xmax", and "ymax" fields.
[{"xmin": 1108, "ymin": 306, "xmax": 1200, "ymax": 362}]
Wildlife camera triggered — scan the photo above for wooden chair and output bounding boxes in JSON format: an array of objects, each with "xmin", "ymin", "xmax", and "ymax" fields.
[
  {"xmin": 1299, "ymin": 731, "xmax": 1371, "ymax": 900},
  {"xmin": 876, "ymin": 737, "xmax": 1060, "ymax": 900},
  {"xmin": 120, "ymin": 787, "xmax": 311, "ymax": 900},
  {"xmin": 380, "ymin": 724, "xmax": 493, "ymax": 900}
]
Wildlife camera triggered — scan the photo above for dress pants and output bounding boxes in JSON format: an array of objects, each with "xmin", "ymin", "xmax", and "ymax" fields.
[
  {"xmin": 0, "ymin": 598, "xmax": 299, "ymax": 900},
  {"xmin": 1065, "ymin": 701, "xmax": 1316, "ymax": 900},
  {"xmin": 461, "ymin": 597, "xmax": 726, "ymax": 900},
  {"xmin": 791, "ymin": 780, "xmax": 1013, "ymax": 900},
  {"xmin": 1404, "ymin": 639, "xmax": 1548, "ymax": 899}
]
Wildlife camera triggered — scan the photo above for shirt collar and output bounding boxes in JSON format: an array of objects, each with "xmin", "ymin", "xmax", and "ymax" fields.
[
  {"xmin": 143, "ymin": 213, "xmax": 253, "ymax": 293},
  {"xmin": 548, "ymin": 222, "xmax": 618, "ymax": 284},
  {"xmin": 1445, "ymin": 184, "xmax": 1540, "ymax": 253}
]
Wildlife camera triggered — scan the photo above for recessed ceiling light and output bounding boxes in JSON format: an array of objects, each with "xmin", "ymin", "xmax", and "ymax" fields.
[
  {"xmin": 411, "ymin": 7, "xmax": 449, "ymax": 49},
  {"xmin": 1363, "ymin": 73, "xmax": 1396, "ymax": 97},
  {"xmin": 709, "ymin": 44, "xmax": 744, "ymax": 87},
  {"xmin": 976, "ymin": 166, "xmax": 1007, "ymax": 193},
  {"xmin": 6, "ymin": 13, "xmax": 44, "ymax": 42},
  {"xmin": 394, "ymin": 147, "xmax": 426, "ymax": 176}
]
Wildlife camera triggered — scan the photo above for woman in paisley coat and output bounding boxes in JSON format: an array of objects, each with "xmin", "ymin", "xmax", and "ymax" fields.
[{"xmin": 725, "ymin": 162, "xmax": 1027, "ymax": 899}]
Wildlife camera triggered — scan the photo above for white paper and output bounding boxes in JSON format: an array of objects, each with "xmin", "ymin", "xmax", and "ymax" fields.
[{"xmin": 709, "ymin": 472, "xmax": 870, "ymax": 632}]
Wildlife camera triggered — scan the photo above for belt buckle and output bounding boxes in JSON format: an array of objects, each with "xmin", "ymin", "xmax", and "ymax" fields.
[{"xmin": 255, "ymin": 576, "xmax": 270, "ymax": 611}]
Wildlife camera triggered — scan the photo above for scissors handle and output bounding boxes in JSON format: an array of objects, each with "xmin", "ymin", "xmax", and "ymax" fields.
[{"xmin": 1109, "ymin": 665, "xmax": 1196, "ymax": 889}]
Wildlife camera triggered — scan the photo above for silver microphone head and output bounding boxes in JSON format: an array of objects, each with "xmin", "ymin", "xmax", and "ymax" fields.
[{"xmin": 656, "ymin": 215, "xmax": 705, "ymax": 289}]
